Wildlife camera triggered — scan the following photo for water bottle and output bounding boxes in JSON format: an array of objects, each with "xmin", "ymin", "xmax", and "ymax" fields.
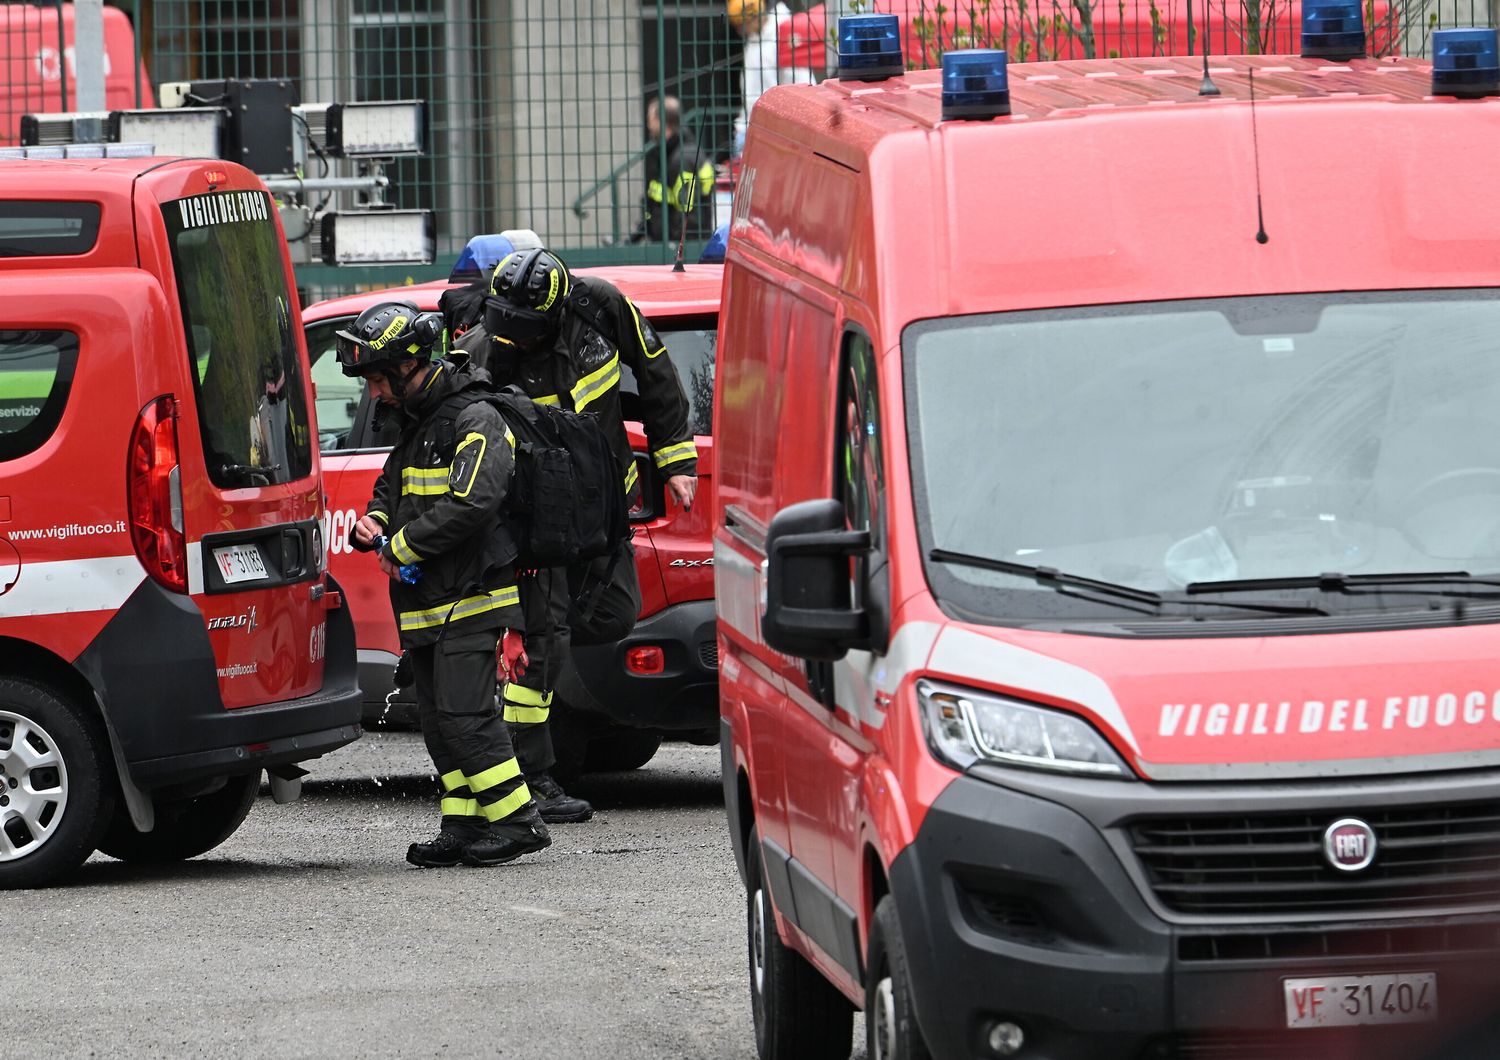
[{"xmin": 372, "ymin": 534, "xmax": 423, "ymax": 585}]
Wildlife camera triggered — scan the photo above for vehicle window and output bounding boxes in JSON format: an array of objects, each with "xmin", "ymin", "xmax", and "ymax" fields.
[
  {"xmin": 906, "ymin": 290, "xmax": 1500, "ymax": 619},
  {"xmin": 163, "ymin": 191, "xmax": 314, "ymax": 488},
  {"xmin": 0, "ymin": 201, "xmax": 101, "ymax": 257},
  {"xmin": 0, "ymin": 329, "xmax": 77, "ymax": 461},
  {"xmin": 618, "ymin": 313, "xmax": 717, "ymax": 435},
  {"xmin": 305, "ymin": 318, "xmax": 365, "ymax": 451},
  {"xmin": 837, "ymin": 331, "xmax": 884, "ymax": 547}
]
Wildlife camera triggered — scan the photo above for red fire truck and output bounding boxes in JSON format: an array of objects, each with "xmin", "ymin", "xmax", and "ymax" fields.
[
  {"xmin": 304, "ymin": 263, "xmax": 721, "ymax": 775},
  {"xmin": 716, "ymin": 23, "xmax": 1500, "ymax": 1060},
  {"xmin": 0, "ymin": 156, "xmax": 361, "ymax": 888}
]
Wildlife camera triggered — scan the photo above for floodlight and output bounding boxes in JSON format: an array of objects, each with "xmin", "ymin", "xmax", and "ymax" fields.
[
  {"xmin": 320, "ymin": 209, "xmax": 435, "ymax": 265},
  {"xmin": 108, "ymin": 108, "xmax": 227, "ymax": 158},
  {"xmin": 20, "ymin": 111, "xmax": 110, "ymax": 146},
  {"xmin": 325, "ymin": 101, "xmax": 426, "ymax": 157}
]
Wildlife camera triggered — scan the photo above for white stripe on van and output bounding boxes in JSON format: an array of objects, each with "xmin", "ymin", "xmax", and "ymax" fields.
[{"xmin": 0, "ymin": 555, "xmax": 147, "ymax": 619}]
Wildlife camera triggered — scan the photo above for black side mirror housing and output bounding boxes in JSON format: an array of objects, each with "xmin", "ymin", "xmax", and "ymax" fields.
[{"xmin": 762, "ymin": 498, "xmax": 871, "ymax": 661}]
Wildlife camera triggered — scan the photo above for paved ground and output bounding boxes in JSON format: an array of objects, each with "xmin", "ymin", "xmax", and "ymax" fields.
[{"xmin": 0, "ymin": 732, "xmax": 866, "ymax": 1059}]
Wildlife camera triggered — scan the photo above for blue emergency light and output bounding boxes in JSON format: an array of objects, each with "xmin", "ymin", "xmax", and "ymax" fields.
[
  {"xmin": 837, "ymin": 14, "xmax": 903, "ymax": 82},
  {"xmin": 1300, "ymin": 0, "xmax": 1365, "ymax": 60},
  {"xmin": 941, "ymin": 50, "xmax": 1011, "ymax": 120},
  {"xmin": 1432, "ymin": 28, "xmax": 1500, "ymax": 98},
  {"xmin": 448, "ymin": 229, "xmax": 543, "ymax": 282}
]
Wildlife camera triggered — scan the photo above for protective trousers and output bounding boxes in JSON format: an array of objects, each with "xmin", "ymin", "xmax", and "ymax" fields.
[
  {"xmin": 410, "ymin": 630, "xmax": 532, "ymax": 828},
  {"xmin": 505, "ymin": 544, "xmax": 642, "ymax": 773}
]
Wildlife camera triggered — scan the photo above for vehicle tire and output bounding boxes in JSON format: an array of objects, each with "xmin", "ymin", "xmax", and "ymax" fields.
[
  {"xmin": 746, "ymin": 825, "xmax": 854, "ymax": 1060},
  {"xmin": 866, "ymin": 895, "xmax": 933, "ymax": 1060},
  {"xmin": 585, "ymin": 728, "xmax": 662, "ymax": 773},
  {"xmin": 0, "ymin": 678, "xmax": 115, "ymax": 889},
  {"xmin": 96, "ymin": 771, "xmax": 259, "ymax": 864}
]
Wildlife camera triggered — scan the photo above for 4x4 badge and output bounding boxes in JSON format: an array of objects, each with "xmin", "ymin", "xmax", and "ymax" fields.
[{"xmin": 1323, "ymin": 817, "xmax": 1377, "ymax": 872}]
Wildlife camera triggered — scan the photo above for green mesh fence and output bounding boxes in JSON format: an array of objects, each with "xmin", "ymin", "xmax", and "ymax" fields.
[{"xmin": 5, "ymin": 0, "xmax": 1496, "ymax": 299}]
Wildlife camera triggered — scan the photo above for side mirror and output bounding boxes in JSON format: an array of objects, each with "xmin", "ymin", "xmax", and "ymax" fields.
[{"xmin": 762, "ymin": 498, "xmax": 870, "ymax": 661}]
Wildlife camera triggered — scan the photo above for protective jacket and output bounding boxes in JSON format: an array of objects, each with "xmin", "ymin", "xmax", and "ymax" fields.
[
  {"xmin": 452, "ymin": 276, "xmax": 698, "ymax": 501},
  {"xmin": 365, "ymin": 360, "xmax": 522, "ymax": 647},
  {"xmin": 635, "ymin": 130, "xmax": 716, "ymax": 244}
]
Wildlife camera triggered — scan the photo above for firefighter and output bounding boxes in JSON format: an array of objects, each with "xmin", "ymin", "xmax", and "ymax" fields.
[
  {"xmin": 630, "ymin": 95, "xmax": 717, "ymax": 245},
  {"xmin": 463, "ymin": 248, "xmax": 699, "ymax": 821},
  {"xmin": 339, "ymin": 300, "xmax": 551, "ymax": 868}
]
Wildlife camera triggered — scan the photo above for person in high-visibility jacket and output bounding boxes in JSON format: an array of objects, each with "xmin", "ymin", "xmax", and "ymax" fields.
[
  {"xmin": 631, "ymin": 95, "xmax": 717, "ymax": 245},
  {"xmin": 340, "ymin": 300, "xmax": 551, "ymax": 869}
]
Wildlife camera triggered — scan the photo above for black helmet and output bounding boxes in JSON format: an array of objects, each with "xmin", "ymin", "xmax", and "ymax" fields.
[
  {"xmin": 335, "ymin": 301, "xmax": 445, "ymax": 378},
  {"xmin": 485, "ymin": 248, "xmax": 571, "ymax": 350}
]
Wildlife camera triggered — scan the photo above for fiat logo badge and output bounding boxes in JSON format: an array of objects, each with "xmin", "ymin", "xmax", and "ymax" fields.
[{"xmin": 1323, "ymin": 818, "xmax": 1378, "ymax": 872}]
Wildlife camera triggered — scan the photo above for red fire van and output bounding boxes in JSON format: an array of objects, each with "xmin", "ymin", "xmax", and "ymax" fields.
[
  {"xmin": 304, "ymin": 263, "xmax": 720, "ymax": 774},
  {"xmin": 0, "ymin": 157, "xmax": 360, "ymax": 888},
  {"xmin": 716, "ymin": 42, "xmax": 1500, "ymax": 1060}
]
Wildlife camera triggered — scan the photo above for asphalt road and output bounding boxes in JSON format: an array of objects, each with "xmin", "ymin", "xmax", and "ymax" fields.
[{"xmin": 0, "ymin": 732, "xmax": 866, "ymax": 1059}]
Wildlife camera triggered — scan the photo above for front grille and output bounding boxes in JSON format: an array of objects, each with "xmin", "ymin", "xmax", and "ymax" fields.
[
  {"xmin": 1178, "ymin": 920, "xmax": 1500, "ymax": 962},
  {"xmin": 697, "ymin": 640, "xmax": 719, "ymax": 669},
  {"xmin": 1129, "ymin": 802, "xmax": 1500, "ymax": 915}
]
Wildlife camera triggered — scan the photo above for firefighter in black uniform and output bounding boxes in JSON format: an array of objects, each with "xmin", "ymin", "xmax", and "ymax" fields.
[
  {"xmin": 339, "ymin": 300, "xmax": 551, "ymax": 868},
  {"xmin": 630, "ymin": 95, "xmax": 717, "ymax": 245},
  {"xmin": 452, "ymin": 248, "xmax": 698, "ymax": 820}
]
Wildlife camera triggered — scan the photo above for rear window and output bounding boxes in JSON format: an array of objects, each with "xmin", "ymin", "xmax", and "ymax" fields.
[
  {"xmin": 0, "ymin": 201, "xmax": 102, "ymax": 257},
  {"xmin": 619, "ymin": 314, "xmax": 717, "ymax": 435},
  {"xmin": 163, "ymin": 191, "xmax": 314, "ymax": 488},
  {"xmin": 0, "ymin": 329, "xmax": 77, "ymax": 461}
]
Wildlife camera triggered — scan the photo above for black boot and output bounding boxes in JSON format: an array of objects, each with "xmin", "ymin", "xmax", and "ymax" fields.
[
  {"xmin": 462, "ymin": 807, "xmax": 553, "ymax": 867},
  {"xmin": 407, "ymin": 821, "xmax": 486, "ymax": 868},
  {"xmin": 529, "ymin": 771, "xmax": 593, "ymax": 823}
]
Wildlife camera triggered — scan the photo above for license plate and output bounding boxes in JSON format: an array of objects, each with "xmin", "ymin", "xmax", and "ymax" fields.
[
  {"xmin": 1284, "ymin": 973, "xmax": 1438, "ymax": 1028},
  {"xmin": 213, "ymin": 543, "xmax": 268, "ymax": 584}
]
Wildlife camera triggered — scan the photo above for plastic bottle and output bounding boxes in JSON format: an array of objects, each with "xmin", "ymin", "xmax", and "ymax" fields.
[{"xmin": 372, "ymin": 533, "xmax": 423, "ymax": 585}]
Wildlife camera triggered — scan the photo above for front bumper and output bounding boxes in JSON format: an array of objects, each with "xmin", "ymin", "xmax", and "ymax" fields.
[
  {"xmin": 892, "ymin": 769, "xmax": 1500, "ymax": 1060},
  {"xmin": 74, "ymin": 577, "xmax": 363, "ymax": 788},
  {"xmin": 557, "ymin": 597, "xmax": 718, "ymax": 732}
]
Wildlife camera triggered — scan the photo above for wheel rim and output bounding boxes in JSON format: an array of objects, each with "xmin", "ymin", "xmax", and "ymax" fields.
[
  {"xmin": 0, "ymin": 709, "xmax": 69, "ymax": 862},
  {"xmin": 872, "ymin": 975, "xmax": 897, "ymax": 1060},
  {"xmin": 751, "ymin": 886, "xmax": 768, "ymax": 997}
]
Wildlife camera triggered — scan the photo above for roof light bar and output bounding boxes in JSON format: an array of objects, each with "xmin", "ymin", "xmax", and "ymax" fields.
[
  {"xmin": 20, "ymin": 111, "xmax": 111, "ymax": 147},
  {"xmin": 837, "ymin": 14, "xmax": 903, "ymax": 82},
  {"xmin": 108, "ymin": 108, "xmax": 228, "ymax": 158},
  {"xmin": 942, "ymin": 50, "xmax": 1012, "ymax": 121},
  {"xmin": 1300, "ymin": 0, "xmax": 1365, "ymax": 61},
  {"xmin": 325, "ymin": 101, "xmax": 426, "ymax": 157},
  {"xmin": 320, "ymin": 209, "xmax": 436, "ymax": 265},
  {"xmin": 1432, "ymin": 28, "xmax": 1500, "ymax": 98}
]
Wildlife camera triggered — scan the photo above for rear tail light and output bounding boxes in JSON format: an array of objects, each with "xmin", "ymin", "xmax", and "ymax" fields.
[
  {"xmin": 625, "ymin": 645, "xmax": 666, "ymax": 675},
  {"xmin": 128, "ymin": 396, "xmax": 187, "ymax": 593}
]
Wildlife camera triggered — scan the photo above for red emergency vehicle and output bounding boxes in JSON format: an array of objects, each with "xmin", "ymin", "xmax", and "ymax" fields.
[
  {"xmin": 304, "ymin": 263, "xmax": 720, "ymax": 774},
  {"xmin": 716, "ymin": 39, "xmax": 1500, "ymax": 1060},
  {"xmin": 0, "ymin": 157, "xmax": 360, "ymax": 888}
]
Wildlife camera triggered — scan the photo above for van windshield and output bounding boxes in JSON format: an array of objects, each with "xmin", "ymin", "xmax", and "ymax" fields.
[
  {"xmin": 906, "ymin": 290, "xmax": 1500, "ymax": 620},
  {"xmin": 163, "ymin": 191, "xmax": 313, "ymax": 488}
]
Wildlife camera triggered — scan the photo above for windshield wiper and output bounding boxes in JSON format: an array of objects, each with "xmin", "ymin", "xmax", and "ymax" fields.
[
  {"xmin": 220, "ymin": 462, "xmax": 281, "ymax": 483},
  {"xmin": 1188, "ymin": 570, "xmax": 1500, "ymax": 599},
  {"xmin": 930, "ymin": 549, "xmax": 1328, "ymax": 616}
]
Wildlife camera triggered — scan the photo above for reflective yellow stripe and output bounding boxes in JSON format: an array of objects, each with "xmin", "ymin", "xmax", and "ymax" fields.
[
  {"xmin": 440, "ymin": 797, "xmax": 480, "ymax": 817},
  {"xmin": 401, "ymin": 465, "xmax": 450, "ymax": 496},
  {"xmin": 452, "ymin": 432, "xmax": 486, "ymax": 499},
  {"xmin": 397, "ymin": 585, "xmax": 521, "ymax": 632},
  {"xmin": 623, "ymin": 461, "xmax": 639, "ymax": 494},
  {"xmin": 570, "ymin": 353, "xmax": 621, "ymax": 412},
  {"xmin": 652, "ymin": 441, "xmax": 698, "ymax": 469},
  {"xmin": 390, "ymin": 528, "xmax": 422, "ymax": 565},
  {"xmin": 647, "ymin": 179, "xmax": 664, "ymax": 203},
  {"xmin": 505, "ymin": 426, "xmax": 516, "ymax": 450},
  {"xmin": 369, "ymin": 510, "xmax": 390, "ymax": 526},
  {"xmin": 440, "ymin": 769, "xmax": 468, "ymax": 793},
  {"xmin": 632, "ymin": 302, "xmax": 665, "ymax": 358},
  {"xmin": 503, "ymin": 684, "xmax": 553, "ymax": 708},
  {"xmin": 480, "ymin": 784, "xmax": 533, "ymax": 822},
  {"xmin": 698, "ymin": 161, "xmax": 715, "ymax": 198},
  {"xmin": 533, "ymin": 393, "xmax": 560, "ymax": 406},
  {"xmin": 466, "ymin": 758, "xmax": 522, "ymax": 794},
  {"xmin": 503, "ymin": 704, "xmax": 550, "ymax": 724}
]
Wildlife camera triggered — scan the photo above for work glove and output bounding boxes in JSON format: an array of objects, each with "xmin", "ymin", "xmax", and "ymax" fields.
[
  {"xmin": 498, "ymin": 629, "xmax": 529, "ymax": 681},
  {"xmin": 393, "ymin": 650, "xmax": 414, "ymax": 689}
]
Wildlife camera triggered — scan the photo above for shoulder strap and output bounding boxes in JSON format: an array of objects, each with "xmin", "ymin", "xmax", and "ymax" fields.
[{"xmin": 566, "ymin": 283, "xmax": 621, "ymax": 350}]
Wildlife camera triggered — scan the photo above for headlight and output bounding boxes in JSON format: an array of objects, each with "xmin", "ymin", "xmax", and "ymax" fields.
[{"xmin": 917, "ymin": 680, "xmax": 1132, "ymax": 778}]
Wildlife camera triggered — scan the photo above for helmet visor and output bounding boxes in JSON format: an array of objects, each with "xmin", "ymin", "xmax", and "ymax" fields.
[
  {"xmin": 335, "ymin": 329, "xmax": 380, "ymax": 377},
  {"xmin": 484, "ymin": 297, "xmax": 555, "ymax": 350}
]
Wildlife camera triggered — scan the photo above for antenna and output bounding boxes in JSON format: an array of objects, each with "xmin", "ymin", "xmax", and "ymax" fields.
[
  {"xmin": 1198, "ymin": 0, "xmax": 1221, "ymax": 96},
  {"xmin": 1249, "ymin": 68, "xmax": 1269, "ymax": 244},
  {"xmin": 673, "ymin": 166, "xmax": 694, "ymax": 272}
]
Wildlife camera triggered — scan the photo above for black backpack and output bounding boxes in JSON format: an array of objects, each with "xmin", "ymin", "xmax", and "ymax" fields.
[{"xmin": 437, "ymin": 385, "xmax": 629, "ymax": 569}]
